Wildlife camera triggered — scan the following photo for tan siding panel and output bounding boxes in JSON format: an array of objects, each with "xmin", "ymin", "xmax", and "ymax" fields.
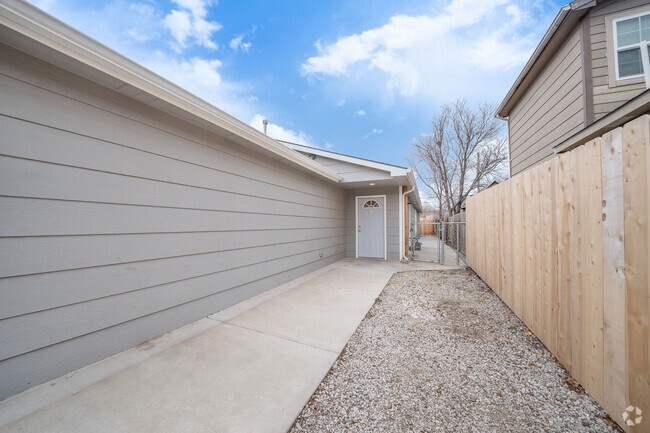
[
  {"xmin": 591, "ymin": 31, "xmax": 606, "ymax": 44},
  {"xmin": 508, "ymin": 26, "xmax": 583, "ymax": 175},
  {"xmin": 594, "ymin": 86, "xmax": 647, "ymax": 105},
  {"xmin": 510, "ymin": 32, "xmax": 581, "ymax": 130},
  {"xmin": 590, "ymin": 22, "xmax": 606, "ymax": 36},
  {"xmin": 509, "ymin": 52, "xmax": 582, "ymax": 137},
  {"xmin": 592, "ymin": 57, "xmax": 607, "ymax": 69},
  {"xmin": 510, "ymin": 74, "xmax": 583, "ymax": 150},
  {"xmin": 590, "ymin": 0, "xmax": 650, "ymax": 17},
  {"xmin": 592, "ymin": 40, "xmax": 607, "ymax": 51},
  {"xmin": 593, "ymin": 75, "xmax": 609, "ymax": 87},
  {"xmin": 511, "ymin": 95, "xmax": 584, "ymax": 167},
  {"xmin": 592, "ymin": 47, "xmax": 606, "ymax": 60},
  {"xmin": 593, "ymin": 66, "xmax": 608, "ymax": 78}
]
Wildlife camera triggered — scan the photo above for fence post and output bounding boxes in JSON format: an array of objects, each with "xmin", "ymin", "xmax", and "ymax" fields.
[
  {"xmin": 456, "ymin": 222, "xmax": 460, "ymax": 265},
  {"xmin": 437, "ymin": 222, "xmax": 441, "ymax": 263},
  {"xmin": 442, "ymin": 223, "xmax": 446, "ymax": 264}
]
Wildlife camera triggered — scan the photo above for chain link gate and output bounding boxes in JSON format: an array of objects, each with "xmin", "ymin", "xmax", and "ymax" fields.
[{"xmin": 409, "ymin": 221, "xmax": 466, "ymax": 266}]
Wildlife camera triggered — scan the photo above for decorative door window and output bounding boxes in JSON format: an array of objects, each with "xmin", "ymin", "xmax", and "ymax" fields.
[{"xmin": 363, "ymin": 200, "xmax": 380, "ymax": 208}]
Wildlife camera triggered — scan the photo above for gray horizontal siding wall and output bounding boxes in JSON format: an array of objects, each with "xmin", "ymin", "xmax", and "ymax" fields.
[
  {"xmin": 345, "ymin": 186, "xmax": 400, "ymax": 260},
  {"xmin": 0, "ymin": 43, "xmax": 345, "ymax": 400},
  {"xmin": 508, "ymin": 26, "xmax": 585, "ymax": 175},
  {"xmin": 589, "ymin": 0, "xmax": 648, "ymax": 120}
]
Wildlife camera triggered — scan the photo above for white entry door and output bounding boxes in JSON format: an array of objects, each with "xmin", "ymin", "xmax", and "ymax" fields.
[{"xmin": 357, "ymin": 196, "xmax": 385, "ymax": 259}]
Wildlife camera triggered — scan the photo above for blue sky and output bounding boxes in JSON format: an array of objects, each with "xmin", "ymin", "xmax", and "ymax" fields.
[{"xmin": 30, "ymin": 0, "xmax": 564, "ymax": 167}]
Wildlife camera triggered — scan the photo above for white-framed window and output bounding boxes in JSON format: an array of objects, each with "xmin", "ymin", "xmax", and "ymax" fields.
[{"xmin": 613, "ymin": 12, "xmax": 650, "ymax": 80}]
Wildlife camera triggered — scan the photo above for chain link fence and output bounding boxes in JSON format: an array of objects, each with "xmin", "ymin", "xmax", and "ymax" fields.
[{"xmin": 409, "ymin": 217, "xmax": 466, "ymax": 266}]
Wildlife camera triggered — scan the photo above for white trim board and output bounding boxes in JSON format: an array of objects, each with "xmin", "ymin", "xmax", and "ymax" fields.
[{"xmin": 355, "ymin": 195, "xmax": 388, "ymax": 260}]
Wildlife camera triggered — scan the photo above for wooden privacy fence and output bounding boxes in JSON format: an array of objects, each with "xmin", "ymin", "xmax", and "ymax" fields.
[
  {"xmin": 419, "ymin": 222, "xmax": 437, "ymax": 236},
  {"xmin": 467, "ymin": 115, "xmax": 649, "ymax": 433}
]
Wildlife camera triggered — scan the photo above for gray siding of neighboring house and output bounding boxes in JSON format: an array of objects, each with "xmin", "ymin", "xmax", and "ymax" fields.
[
  {"xmin": 508, "ymin": 26, "xmax": 585, "ymax": 175},
  {"xmin": 589, "ymin": 0, "xmax": 648, "ymax": 120},
  {"xmin": 296, "ymin": 153, "xmax": 395, "ymax": 183},
  {"xmin": 0, "ymin": 43, "xmax": 346, "ymax": 400},
  {"xmin": 344, "ymin": 187, "xmax": 400, "ymax": 261}
]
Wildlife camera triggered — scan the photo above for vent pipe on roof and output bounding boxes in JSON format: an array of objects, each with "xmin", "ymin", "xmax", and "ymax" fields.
[{"xmin": 262, "ymin": 119, "xmax": 268, "ymax": 135}]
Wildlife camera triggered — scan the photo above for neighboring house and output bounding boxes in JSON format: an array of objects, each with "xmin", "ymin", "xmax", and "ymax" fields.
[
  {"xmin": 498, "ymin": 0, "xmax": 650, "ymax": 175},
  {"xmin": 0, "ymin": 0, "xmax": 421, "ymax": 400}
]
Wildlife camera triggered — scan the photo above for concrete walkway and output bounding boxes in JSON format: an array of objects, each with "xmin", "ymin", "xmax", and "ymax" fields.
[{"xmin": 0, "ymin": 259, "xmax": 456, "ymax": 433}]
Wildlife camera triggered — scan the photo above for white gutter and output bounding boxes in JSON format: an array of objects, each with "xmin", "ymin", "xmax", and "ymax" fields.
[{"xmin": 0, "ymin": 0, "xmax": 343, "ymax": 183}]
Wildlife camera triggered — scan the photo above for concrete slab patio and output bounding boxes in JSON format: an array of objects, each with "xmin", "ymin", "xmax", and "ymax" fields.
[{"xmin": 0, "ymin": 259, "xmax": 457, "ymax": 433}]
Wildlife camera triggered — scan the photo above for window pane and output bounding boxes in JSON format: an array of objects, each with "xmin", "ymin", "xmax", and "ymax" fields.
[
  {"xmin": 617, "ymin": 16, "xmax": 640, "ymax": 46},
  {"xmin": 642, "ymin": 27, "xmax": 650, "ymax": 42},
  {"xmin": 641, "ymin": 14, "xmax": 650, "ymax": 31},
  {"xmin": 618, "ymin": 48, "xmax": 642, "ymax": 77},
  {"xmin": 642, "ymin": 14, "xmax": 650, "ymax": 41}
]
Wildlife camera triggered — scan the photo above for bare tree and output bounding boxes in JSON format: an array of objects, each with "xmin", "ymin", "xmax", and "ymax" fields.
[{"xmin": 407, "ymin": 100, "xmax": 508, "ymax": 218}]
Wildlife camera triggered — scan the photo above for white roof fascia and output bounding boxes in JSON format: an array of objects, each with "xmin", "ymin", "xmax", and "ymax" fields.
[
  {"xmin": 283, "ymin": 141, "xmax": 409, "ymax": 177},
  {"xmin": 0, "ymin": 0, "xmax": 342, "ymax": 183}
]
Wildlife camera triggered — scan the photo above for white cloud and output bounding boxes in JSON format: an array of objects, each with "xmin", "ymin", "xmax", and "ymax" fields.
[
  {"xmin": 336, "ymin": 99, "xmax": 346, "ymax": 106},
  {"xmin": 362, "ymin": 128, "xmax": 383, "ymax": 139},
  {"xmin": 249, "ymin": 114, "xmax": 313, "ymax": 146},
  {"xmin": 467, "ymin": 5, "xmax": 532, "ymax": 70},
  {"xmin": 124, "ymin": 27, "xmax": 156, "ymax": 43},
  {"xmin": 143, "ymin": 54, "xmax": 257, "ymax": 119},
  {"xmin": 300, "ymin": 0, "xmax": 540, "ymax": 100},
  {"xmin": 25, "ymin": 0, "xmax": 264, "ymax": 125},
  {"xmin": 155, "ymin": 56, "xmax": 223, "ymax": 86},
  {"xmin": 230, "ymin": 35, "xmax": 252, "ymax": 52},
  {"xmin": 356, "ymin": 110, "xmax": 366, "ymax": 116},
  {"xmin": 130, "ymin": 2, "xmax": 154, "ymax": 16},
  {"xmin": 163, "ymin": 0, "xmax": 221, "ymax": 51}
]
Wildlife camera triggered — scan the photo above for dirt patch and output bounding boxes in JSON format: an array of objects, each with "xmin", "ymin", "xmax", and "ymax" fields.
[{"xmin": 291, "ymin": 269, "xmax": 623, "ymax": 433}]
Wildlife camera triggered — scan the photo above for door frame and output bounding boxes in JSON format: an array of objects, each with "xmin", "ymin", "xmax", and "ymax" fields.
[{"xmin": 355, "ymin": 194, "xmax": 388, "ymax": 260}]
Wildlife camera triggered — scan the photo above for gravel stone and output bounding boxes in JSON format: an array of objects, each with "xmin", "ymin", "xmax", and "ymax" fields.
[{"xmin": 290, "ymin": 269, "xmax": 623, "ymax": 433}]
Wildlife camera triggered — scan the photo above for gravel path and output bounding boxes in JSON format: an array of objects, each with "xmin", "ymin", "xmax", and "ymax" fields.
[{"xmin": 291, "ymin": 269, "xmax": 622, "ymax": 433}]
